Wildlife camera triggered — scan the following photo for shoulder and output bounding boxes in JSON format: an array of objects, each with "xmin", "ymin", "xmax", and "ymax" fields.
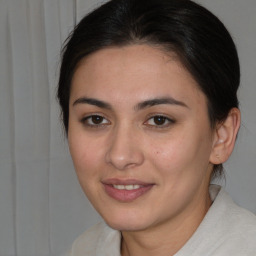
[
  {"xmin": 176, "ymin": 185, "xmax": 256, "ymax": 256},
  {"xmin": 206, "ymin": 185, "xmax": 256, "ymax": 254},
  {"xmin": 69, "ymin": 222, "xmax": 121, "ymax": 256},
  {"xmin": 70, "ymin": 222, "xmax": 105, "ymax": 256},
  {"xmin": 213, "ymin": 185, "xmax": 256, "ymax": 232},
  {"xmin": 216, "ymin": 187, "xmax": 256, "ymax": 254}
]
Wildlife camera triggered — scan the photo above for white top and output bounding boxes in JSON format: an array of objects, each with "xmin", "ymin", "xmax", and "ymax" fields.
[{"xmin": 69, "ymin": 185, "xmax": 256, "ymax": 256}]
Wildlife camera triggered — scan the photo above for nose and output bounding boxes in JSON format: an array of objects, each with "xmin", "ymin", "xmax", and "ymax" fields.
[{"xmin": 105, "ymin": 125, "xmax": 144, "ymax": 170}]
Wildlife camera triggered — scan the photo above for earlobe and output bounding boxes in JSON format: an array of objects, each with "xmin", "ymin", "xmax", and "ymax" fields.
[{"xmin": 210, "ymin": 108, "xmax": 241, "ymax": 165}]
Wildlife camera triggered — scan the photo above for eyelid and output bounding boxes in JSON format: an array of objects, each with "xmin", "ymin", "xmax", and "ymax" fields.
[
  {"xmin": 80, "ymin": 113, "xmax": 111, "ymax": 127},
  {"xmin": 144, "ymin": 114, "xmax": 175, "ymax": 128}
]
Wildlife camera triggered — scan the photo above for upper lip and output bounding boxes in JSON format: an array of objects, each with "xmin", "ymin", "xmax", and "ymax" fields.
[{"xmin": 102, "ymin": 178, "xmax": 154, "ymax": 186}]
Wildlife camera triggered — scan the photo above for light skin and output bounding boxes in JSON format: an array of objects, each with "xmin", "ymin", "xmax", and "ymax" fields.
[{"xmin": 68, "ymin": 45, "xmax": 240, "ymax": 256}]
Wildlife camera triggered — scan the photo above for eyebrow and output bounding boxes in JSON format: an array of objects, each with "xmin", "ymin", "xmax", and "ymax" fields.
[
  {"xmin": 72, "ymin": 96, "xmax": 188, "ymax": 110},
  {"xmin": 135, "ymin": 97, "xmax": 189, "ymax": 110},
  {"xmin": 73, "ymin": 97, "xmax": 112, "ymax": 109}
]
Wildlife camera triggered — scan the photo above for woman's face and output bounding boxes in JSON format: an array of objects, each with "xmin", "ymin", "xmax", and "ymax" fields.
[{"xmin": 68, "ymin": 45, "xmax": 216, "ymax": 231}]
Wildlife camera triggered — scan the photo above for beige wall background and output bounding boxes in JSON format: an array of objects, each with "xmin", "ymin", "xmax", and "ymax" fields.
[{"xmin": 0, "ymin": 0, "xmax": 255, "ymax": 255}]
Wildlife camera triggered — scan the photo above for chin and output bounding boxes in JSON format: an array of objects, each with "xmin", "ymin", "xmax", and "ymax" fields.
[
  {"xmin": 101, "ymin": 209, "xmax": 154, "ymax": 232},
  {"xmin": 106, "ymin": 220, "xmax": 148, "ymax": 232}
]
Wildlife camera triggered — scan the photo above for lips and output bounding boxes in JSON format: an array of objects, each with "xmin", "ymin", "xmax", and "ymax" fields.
[{"xmin": 102, "ymin": 179, "xmax": 154, "ymax": 202}]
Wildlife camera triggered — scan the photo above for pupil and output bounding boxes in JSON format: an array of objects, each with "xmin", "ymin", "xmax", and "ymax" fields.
[
  {"xmin": 92, "ymin": 115, "xmax": 103, "ymax": 124},
  {"xmin": 154, "ymin": 116, "xmax": 166, "ymax": 125}
]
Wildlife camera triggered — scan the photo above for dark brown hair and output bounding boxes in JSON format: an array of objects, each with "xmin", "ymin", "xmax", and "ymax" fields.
[{"xmin": 57, "ymin": 0, "xmax": 240, "ymax": 177}]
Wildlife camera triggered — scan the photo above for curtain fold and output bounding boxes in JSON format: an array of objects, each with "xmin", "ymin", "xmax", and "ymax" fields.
[
  {"xmin": 0, "ymin": 1, "xmax": 101, "ymax": 255},
  {"xmin": 0, "ymin": 1, "xmax": 88, "ymax": 255},
  {"xmin": 7, "ymin": 1, "xmax": 50, "ymax": 255},
  {"xmin": 0, "ymin": 2, "xmax": 18, "ymax": 255}
]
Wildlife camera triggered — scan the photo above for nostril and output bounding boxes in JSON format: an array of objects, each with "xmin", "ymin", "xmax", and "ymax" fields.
[
  {"xmin": 104, "ymin": 127, "xmax": 144, "ymax": 170},
  {"xmin": 105, "ymin": 143, "xmax": 144, "ymax": 170}
]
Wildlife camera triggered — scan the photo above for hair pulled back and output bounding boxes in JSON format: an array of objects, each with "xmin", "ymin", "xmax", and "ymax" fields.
[{"xmin": 57, "ymin": 0, "xmax": 240, "ymax": 177}]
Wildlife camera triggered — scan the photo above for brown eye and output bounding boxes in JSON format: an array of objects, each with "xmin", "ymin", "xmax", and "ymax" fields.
[
  {"xmin": 91, "ymin": 115, "xmax": 104, "ymax": 124},
  {"xmin": 145, "ymin": 115, "xmax": 174, "ymax": 128},
  {"xmin": 82, "ymin": 115, "xmax": 110, "ymax": 126},
  {"xmin": 153, "ymin": 116, "xmax": 167, "ymax": 125}
]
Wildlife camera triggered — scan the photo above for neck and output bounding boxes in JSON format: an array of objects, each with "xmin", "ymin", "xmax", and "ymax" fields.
[{"xmin": 121, "ymin": 188, "xmax": 212, "ymax": 256}]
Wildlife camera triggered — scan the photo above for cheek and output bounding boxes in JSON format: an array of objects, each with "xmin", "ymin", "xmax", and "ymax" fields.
[
  {"xmin": 149, "ymin": 135, "xmax": 188, "ymax": 172},
  {"xmin": 148, "ymin": 130, "xmax": 212, "ymax": 177},
  {"xmin": 68, "ymin": 132, "xmax": 103, "ymax": 178},
  {"xmin": 68, "ymin": 136, "xmax": 105, "ymax": 204}
]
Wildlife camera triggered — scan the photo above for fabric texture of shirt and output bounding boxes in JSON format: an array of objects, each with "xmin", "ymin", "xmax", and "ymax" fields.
[{"xmin": 69, "ymin": 185, "xmax": 256, "ymax": 256}]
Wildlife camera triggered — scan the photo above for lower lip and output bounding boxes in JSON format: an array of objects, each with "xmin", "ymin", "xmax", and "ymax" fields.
[{"xmin": 103, "ymin": 184, "xmax": 153, "ymax": 202}]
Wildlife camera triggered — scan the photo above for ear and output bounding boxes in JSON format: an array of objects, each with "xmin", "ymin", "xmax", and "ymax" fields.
[{"xmin": 210, "ymin": 108, "xmax": 241, "ymax": 165}]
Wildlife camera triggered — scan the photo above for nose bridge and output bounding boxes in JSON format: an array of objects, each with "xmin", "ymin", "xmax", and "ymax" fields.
[{"xmin": 105, "ymin": 122, "xmax": 144, "ymax": 170}]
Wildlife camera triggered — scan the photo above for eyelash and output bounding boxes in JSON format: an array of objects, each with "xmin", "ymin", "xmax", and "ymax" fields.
[
  {"xmin": 144, "ymin": 115, "xmax": 175, "ymax": 128},
  {"xmin": 80, "ymin": 114, "xmax": 110, "ymax": 128},
  {"xmin": 80, "ymin": 114, "xmax": 175, "ymax": 129}
]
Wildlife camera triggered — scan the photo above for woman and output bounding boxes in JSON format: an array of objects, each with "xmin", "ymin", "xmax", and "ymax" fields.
[{"xmin": 58, "ymin": 0, "xmax": 256, "ymax": 255}]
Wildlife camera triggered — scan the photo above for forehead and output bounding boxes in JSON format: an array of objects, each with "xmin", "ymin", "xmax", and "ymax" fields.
[{"xmin": 70, "ymin": 45, "xmax": 205, "ymax": 108}]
